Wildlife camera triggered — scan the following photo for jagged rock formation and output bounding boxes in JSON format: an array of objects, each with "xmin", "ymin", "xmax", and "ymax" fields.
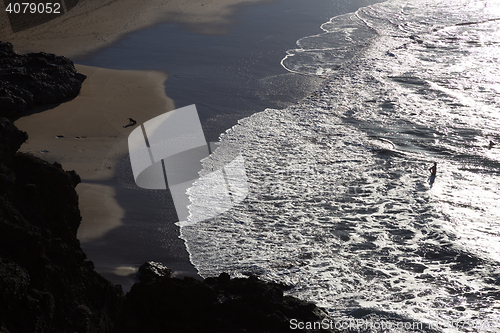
[
  {"xmin": 0, "ymin": 118, "xmax": 123, "ymax": 333},
  {"xmin": 118, "ymin": 261, "xmax": 339, "ymax": 333},
  {"xmin": 0, "ymin": 41, "xmax": 86, "ymax": 117}
]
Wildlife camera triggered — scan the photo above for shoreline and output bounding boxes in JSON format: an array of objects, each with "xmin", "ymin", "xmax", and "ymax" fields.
[
  {"xmin": 15, "ymin": 64, "xmax": 174, "ymax": 239},
  {"xmin": 7, "ymin": 0, "xmax": 383, "ymax": 291},
  {"xmin": 14, "ymin": 64, "xmax": 201, "ymax": 288}
]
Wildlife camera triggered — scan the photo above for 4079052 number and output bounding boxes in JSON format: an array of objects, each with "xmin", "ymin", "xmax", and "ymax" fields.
[{"xmin": 5, "ymin": 2, "xmax": 61, "ymax": 14}]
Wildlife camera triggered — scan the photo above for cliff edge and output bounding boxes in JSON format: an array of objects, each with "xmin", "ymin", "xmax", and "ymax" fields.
[{"xmin": 0, "ymin": 41, "xmax": 86, "ymax": 118}]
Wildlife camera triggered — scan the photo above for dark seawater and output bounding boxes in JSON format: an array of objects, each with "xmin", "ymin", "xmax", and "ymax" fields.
[
  {"xmin": 179, "ymin": 0, "xmax": 500, "ymax": 332},
  {"xmin": 76, "ymin": 0, "xmax": 382, "ymax": 141},
  {"xmin": 79, "ymin": 0, "xmax": 500, "ymax": 331}
]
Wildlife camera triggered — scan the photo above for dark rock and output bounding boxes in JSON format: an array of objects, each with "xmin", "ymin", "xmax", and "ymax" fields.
[
  {"xmin": 0, "ymin": 41, "xmax": 86, "ymax": 118},
  {"xmin": 0, "ymin": 118, "xmax": 123, "ymax": 333},
  {"xmin": 137, "ymin": 261, "xmax": 172, "ymax": 283},
  {"xmin": 67, "ymin": 169, "xmax": 82, "ymax": 186},
  {"xmin": 118, "ymin": 263, "xmax": 340, "ymax": 333}
]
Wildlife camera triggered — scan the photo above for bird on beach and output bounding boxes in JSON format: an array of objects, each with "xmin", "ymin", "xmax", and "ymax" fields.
[{"xmin": 123, "ymin": 118, "xmax": 137, "ymax": 128}]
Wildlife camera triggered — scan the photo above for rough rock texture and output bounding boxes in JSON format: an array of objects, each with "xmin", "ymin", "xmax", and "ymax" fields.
[
  {"xmin": 117, "ymin": 261, "xmax": 339, "ymax": 333},
  {"xmin": 0, "ymin": 118, "xmax": 123, "ymax": 333},
  {"xmin": 0, "ymin": 41, "xmax": 86, "ymax": 117}
]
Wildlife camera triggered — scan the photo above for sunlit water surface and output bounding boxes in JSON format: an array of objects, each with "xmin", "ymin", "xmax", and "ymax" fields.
[{"xmin": 179, "ymin": 0, "xmax": 500, "ymax": 331}]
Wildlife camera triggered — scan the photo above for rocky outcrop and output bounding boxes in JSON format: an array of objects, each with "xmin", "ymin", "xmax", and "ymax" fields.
[
  {"xmin": 0, "ymin": 118, "xmax": 123, "ymax": 333},
  {"xmin": 117, "ymin": 261, "xmax": 339, "ymax": 333},
  {"xmin": 0, "ymin": 41, "xmax": 86, "ymax": 118}
]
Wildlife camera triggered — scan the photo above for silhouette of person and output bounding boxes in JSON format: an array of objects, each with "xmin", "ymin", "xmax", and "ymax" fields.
[
  {"xmin": 429, "ymin": 162, "xmax": 437, "ymax": 176},
  {"xmin": 428, "ymin": 162, "xmax": 437, "ymax": 187}
]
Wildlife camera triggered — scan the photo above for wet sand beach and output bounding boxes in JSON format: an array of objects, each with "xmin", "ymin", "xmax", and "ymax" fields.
[{"xmin": 13, "ymin": 65, "xmax": 192, "ymax": 286}]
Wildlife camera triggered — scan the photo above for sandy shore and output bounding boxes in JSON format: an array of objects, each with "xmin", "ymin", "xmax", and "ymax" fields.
[
  {"xmin": 15, "ymin": 64, "xmax": 174, "ymax": 241},
  {"xmin": 14, "ymin": 64, "xmax": 191, "ymax": 286},
  {"xmin": 0, "ymin": 0, "xmax": 272, "ymax": 58}
]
